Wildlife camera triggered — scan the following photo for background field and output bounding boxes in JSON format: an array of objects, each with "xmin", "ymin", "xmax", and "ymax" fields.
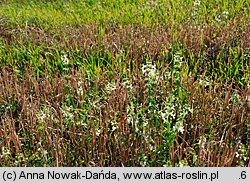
[{"xmin": 0, "ymin": 0, "xmax": 249, "ymax": 166}]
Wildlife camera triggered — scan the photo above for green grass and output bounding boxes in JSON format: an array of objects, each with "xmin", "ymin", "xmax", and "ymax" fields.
[
  {"xmin": 0, "ymin": 0, "xmax": 249, "ymax": 167},
  {"xmin": 1, "ymin": 0, "xmax": 249, "ymax": 28}
]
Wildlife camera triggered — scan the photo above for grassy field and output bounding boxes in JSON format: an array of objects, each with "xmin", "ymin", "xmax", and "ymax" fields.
[{"xmin": 0, "ymin": 0, "xmax": 249, "ymax": 167}]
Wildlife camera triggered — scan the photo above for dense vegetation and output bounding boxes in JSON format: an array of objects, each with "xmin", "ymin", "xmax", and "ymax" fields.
[{"xmin": 0, "ymin": 0, "xmax": 249, "ymax": 167}]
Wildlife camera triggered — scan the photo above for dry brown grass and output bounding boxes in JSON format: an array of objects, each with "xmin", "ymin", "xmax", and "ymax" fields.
[{"xmin": 0, "ymin": 65, "xmax": 248, "ymax": 166}]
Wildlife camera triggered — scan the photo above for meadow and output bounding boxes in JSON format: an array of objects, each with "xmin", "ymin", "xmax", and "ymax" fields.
[{"xmin": 0, "ymin": 0, "xmax": 249, "ymax": 167}]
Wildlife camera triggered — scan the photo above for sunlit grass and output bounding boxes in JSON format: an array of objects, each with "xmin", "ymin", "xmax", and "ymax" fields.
[{"xmin": 0, "ymin": 0, "xmax": 249, "ymax": 167}]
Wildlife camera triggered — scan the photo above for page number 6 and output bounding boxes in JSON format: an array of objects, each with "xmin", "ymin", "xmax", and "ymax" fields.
[{"xmin": 240, "ymin": 171, "xmax": 246, "ymax": 179}]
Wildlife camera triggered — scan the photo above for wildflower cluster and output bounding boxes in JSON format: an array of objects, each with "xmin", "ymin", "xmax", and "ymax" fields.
[
  {"xmin": 160, "ymin": 51, "xmax": 192, "ymax": 144},
  {"xmin": 191, "ymin": 0, "xmax": 202, "ymax": 24}
]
